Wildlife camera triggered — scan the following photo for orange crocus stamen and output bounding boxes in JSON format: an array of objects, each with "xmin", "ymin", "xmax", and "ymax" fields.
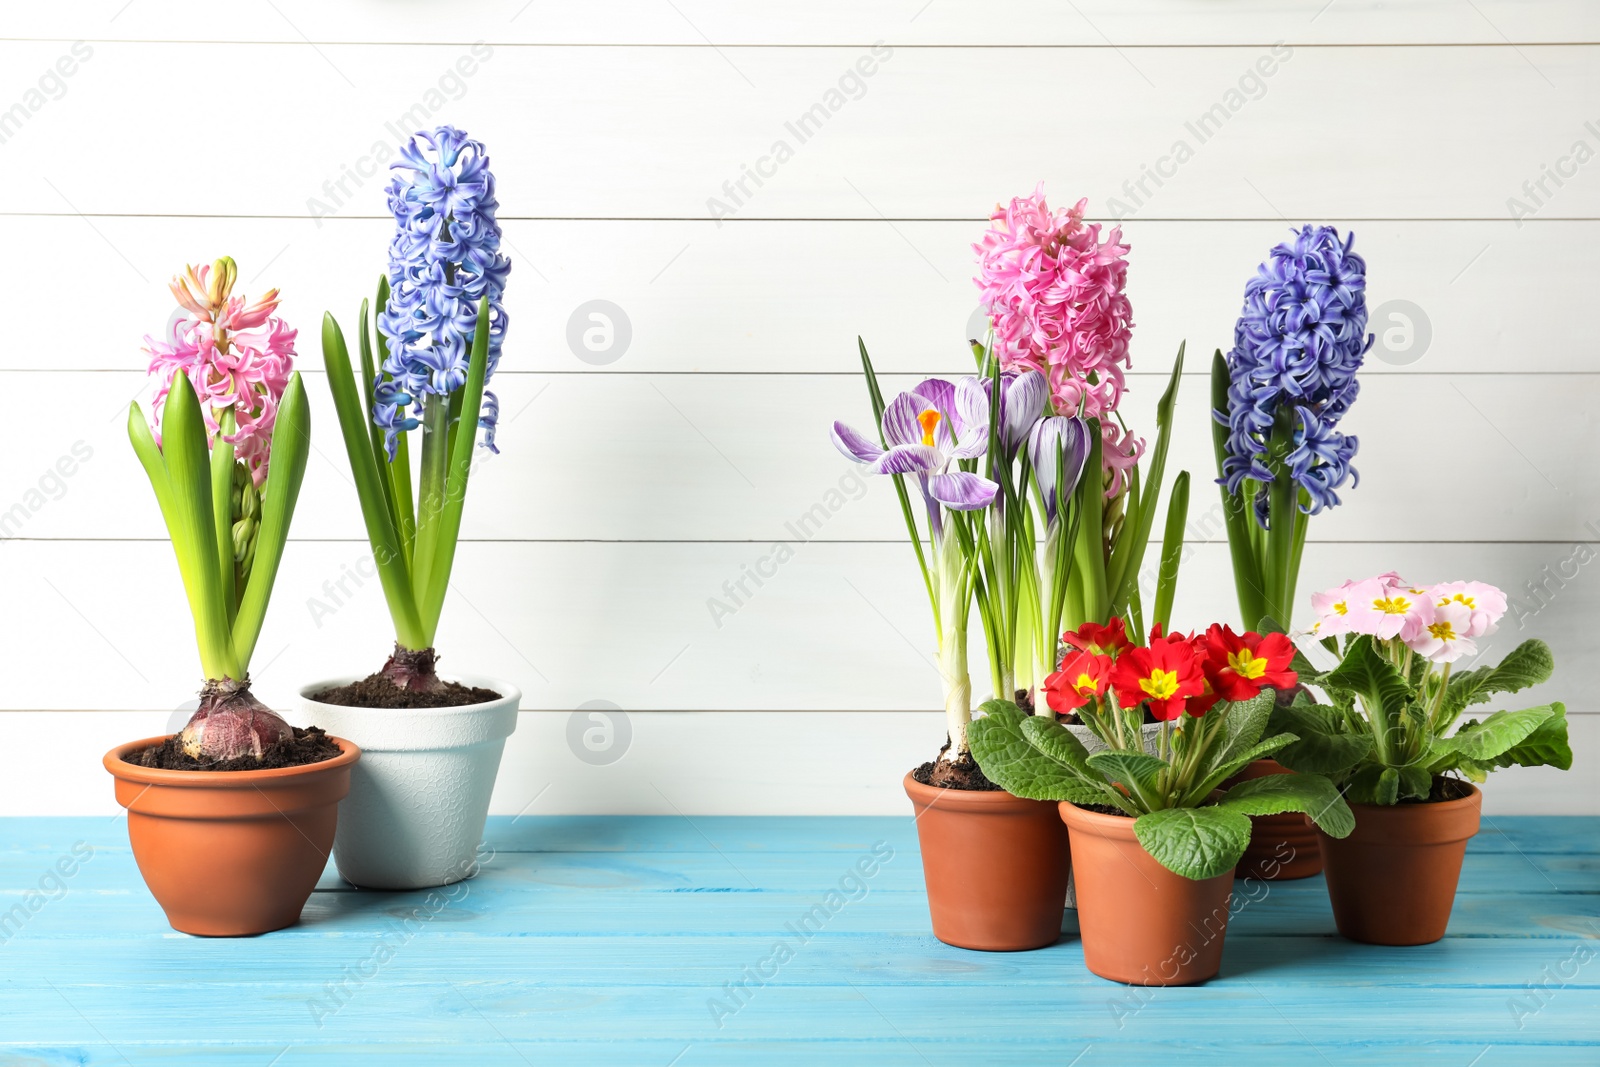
[{"xmin": 916, "ymin": 409, "xmax": 942, "ymax": 447}]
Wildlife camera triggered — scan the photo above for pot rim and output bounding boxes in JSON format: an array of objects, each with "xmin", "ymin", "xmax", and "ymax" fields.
[
  {"xmin": 103, "ymin": 735, "xmax": 360, "ymax": 787},
  {"xmin": 1058, "ymin": 798, "xmax": 1139, "ymax": 838},
  {"xmin": 298, "ymin": 673, "xmax": 522, "ymax": 715},
  {"xmin": 902, "ymin": 770, "xmax": 1054, "ymax": 812},
  {"xmin": 1342, "ymin": 777, "xmax": 1481, "ymax": 813}
]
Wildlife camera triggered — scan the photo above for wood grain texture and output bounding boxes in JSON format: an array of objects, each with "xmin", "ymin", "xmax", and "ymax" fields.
[
  {"xmin": 0, "ymin": 217, "xmax": 1591, "ymax": 374},
  {"xmin": 0, "ymin": 814, "xmax": 1593, "ymax": 1064},
  {"xmin": 1, "ymin": 2, "xmax": 1594, "ymax": 814},
  {"xmin": 0, "ymin": 370, "xmax": 1591, "ymax": 543},
  {"xmin": 3, "ymin": 710, "xmax": 1594, "ymax": 818},
  {"xmin": 0, "ymin": 539, "xmax": 1591, "ymax": 712},
  {"xmin": 7, "ymin": 1, "xmax": 1600, "ymax": 46},
  {"xmin": 4, "ymin": 41, "xmax": 1598, "ymax": 219}
]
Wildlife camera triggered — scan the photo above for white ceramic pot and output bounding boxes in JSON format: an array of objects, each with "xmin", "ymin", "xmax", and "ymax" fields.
[
  {"xmin": 1063, "ymin": 721, "xmax": 1162, "ymax": 909},
  {"xmin": 298, "ymin": 674, "xmax": 519, "ymax": 890}
]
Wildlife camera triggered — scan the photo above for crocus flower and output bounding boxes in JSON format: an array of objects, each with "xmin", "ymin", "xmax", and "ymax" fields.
[
  {"xmin": 1111, "ymin": 630, "xmax": 1208, "ymax": 721},
  {"xmin": 1027, "ymin": 415, "xmax": 1092, "ymax": 522},
  {"xmin": 376, "ymin": 126, "xmax": 511, "ymax": 459},
  {"xmin": 1343, "ymin": 577, "xmax": 1433, "ymax": 641},
  {"xmin": 994, "ymin": 369, "xmax": 1048, "ymax": 459},
  {"xmin": 831, "ymin": 377, "xmax": 1000, "ymax": 524},
  {"xmin": 1429, "ymin": 581, "xmax": 1507, "ymax": 638},
  {"xmin": 1404, "ymin": 600, "xmax": 1477, "ymax": 663},
  {"xmin": 1202, "ymin": 625, "xmax": 1297, "ymax": 702},
  {"xmin": 1061, "ymin": 617, "xmax": 1134, "ymax": 660},
  {"xmin": 144, "ymin": 258, "xmax": 296, "ymax": 486},
  {"xmin": 1043, "ymin": 649, "xmax": 1112, "ymax": 713},
  {"xmin": 1216, "ymin": 225, "xmax": 1372, "ymax": 526},
  {"xmin": 973, "ymin": 184, "xmax": 1140, "ymax": 491}
]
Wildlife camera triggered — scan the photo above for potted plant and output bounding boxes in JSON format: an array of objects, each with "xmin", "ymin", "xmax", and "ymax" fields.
[
  {"xmin": 1210, "ymin": 224, "xmax": 1371, "ymax": 879},
  {"xmin": 973, "ymin": 185, "xmax": 1191, "ymax": 757},
  {"xmin": 305, "ymin": 126, "xmax": 520, "ymax": 891},
  {"xmin": 104, "ymin": 259, "xmax": 357, "ymax": 936},
  {"xmin": 1276, "ymin": 575, "xmax": 1571, "ymax": 945},
  {"xmin": 971, "ymin": 621, "xmax": 1354, "ymax": 984},
  {"xmin": 831, "ymin": 353, "xmax": 1074, "ymax": 950}
]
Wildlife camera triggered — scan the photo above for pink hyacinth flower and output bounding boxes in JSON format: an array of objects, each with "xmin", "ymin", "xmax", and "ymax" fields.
[
  {"xmin": 144, "ymin": 260, "xmax": 297, "ymax": 486},
  {"xmin": 973, "ymin": 183, "xmax": 1140, "ymax": 494}
]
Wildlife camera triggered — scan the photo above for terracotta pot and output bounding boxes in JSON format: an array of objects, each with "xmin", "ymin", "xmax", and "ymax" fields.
[
  {"xmin": 1059, "ymin": 801, "xmax": 1235, "ymax": 985},
  {"xmin": 903, "ymin": 772, "xmax": 1070, "ymax": 951},
  {"xmin": 1315, "ymin": 779, "xmax": 1481, "ymax": 945},
  {"xmin": 1226, "ymin": 759, "xmax": 1323, "ymax": 880},
  {"xmin": 104, "ymin": 735, "xmax": 359, "ymax": 937}
]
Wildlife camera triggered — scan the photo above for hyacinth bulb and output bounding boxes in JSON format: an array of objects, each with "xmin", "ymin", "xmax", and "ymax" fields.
[
  {"xmin": 380, "ymin": 644, "xmax": 445, "ymax": 692},
  {"xmin": 179, "ymin": 682, "xmax": 293, "ymax": 762}
]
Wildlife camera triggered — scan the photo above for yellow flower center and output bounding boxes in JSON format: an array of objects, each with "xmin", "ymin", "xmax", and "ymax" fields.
[
  {"xmin": 917, "ymin": 409, "xmax": 942, "ymax": 448},
  {"xmin": 1332, "ymin": 601, "xmax": 1348, "ymax": 616},
  {"xmin": 1228, "ymin": 649, "xmax": 1268, "ymax": 680},
  {"xmin": 1072, "ymin": 673, "xmax": 1099, "ymax": 695},
  {"xmin": 1427, "ymin": 620, "xmax": 1457, "ymax": 642},
  {"xmin": 1372, "ymin": 596, "xmax": 1412, "ymax": 616},
  {"xmin": 1440, "ymin": 592, "xmax": 1477, "ymax": 609},
  {"xmin": 1139, "ymin": 669, "xmax": 1180, "ymax": 701}
]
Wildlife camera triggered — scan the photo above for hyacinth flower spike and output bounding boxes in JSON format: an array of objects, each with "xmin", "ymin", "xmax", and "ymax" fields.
[
  {"xmin": 131, "ymin": 258, "xmax": 312, "ymax": 762},
  {"xmin": 322, "ymin": 126, "xmax": 509, "ymax": 693},
  {"xmin": 974, "ymin": 184, "xmax": 1191, "ymax": 643},
  {"xmin": 1213, "ymin": 225, "xmax": 1371, "ymax": 633}
]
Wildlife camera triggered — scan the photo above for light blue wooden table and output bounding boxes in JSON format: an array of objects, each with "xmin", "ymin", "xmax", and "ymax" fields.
[{"xmin": 0, "ymin": 815, "xmax": 1595, "ymax": 1064}]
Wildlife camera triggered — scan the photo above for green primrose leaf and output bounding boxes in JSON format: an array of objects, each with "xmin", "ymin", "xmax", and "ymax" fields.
[
  {"xmin": 1133, "ymin": 806, "xmax": 1252, "ymax": 881},
  {"xmin": 968, "ymin": 701, "xmax": 1100, "ymax": 803},
  {"xmin": 1218, "ymin": 772, "xmax": 1354, "ymax": 838}
]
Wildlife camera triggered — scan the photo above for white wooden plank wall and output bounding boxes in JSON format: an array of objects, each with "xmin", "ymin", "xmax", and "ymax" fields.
[{"xmin": 0, "ymin": 2, "xmax": 1594, "ymax": 814}]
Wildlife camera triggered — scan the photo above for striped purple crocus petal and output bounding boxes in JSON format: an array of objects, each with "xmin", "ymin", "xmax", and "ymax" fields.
[
  {"xmin": 1029, "ymin": 415, "xmax": 1092, "ymax": 521},
  {"xmin": 927, "ymin": 470, "xmax": 999, "ymax": 511},
  {"xmin": 913, "ymin": 377, "xmax": 956, "ymax": 419},
  {"xmin": 1002, "ymin": 370, "xmax": 1047, "ymax": 456},
  {"xmin": 881, "ymin": 390, "xmax": 935, "ymax": 448},
  {"xmin": 830, "ymin": 420, "xmax": 884, "ymax": 464},
  {"xmin": 870, "ymin": 444, "xmax": 943, "ymax": 476},
  {"xmin": 948, "ymin": 376, "xmax": 990, "ymax": 459}
]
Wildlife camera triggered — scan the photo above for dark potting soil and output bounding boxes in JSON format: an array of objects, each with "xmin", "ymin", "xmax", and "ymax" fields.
[
  {"xmin": 312, "ymin": 673, "xmax": 501, "ymax": 709},
  {"xmin": 1402, "ymin": 776, "xmax": 1477, "ymax": 805},
  {"xmin": 1014, "ymin": 688, "xmax": 1158, "ymax": 726},
  {"xmin": 912, "ymin": 751, "xmax": 1003, "ymax": 791},
  {"xmin": 1072, "ymin": 803, "xmax": 1134, "ymax": 817},
  {"xmin": 128, "ymin": 727, "xmax": 342, "ymax": 772}
]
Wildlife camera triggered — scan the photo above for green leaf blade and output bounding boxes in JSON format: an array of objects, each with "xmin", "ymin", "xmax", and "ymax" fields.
[
  {"xmin": 1133, "ymin": 806, "xmax": 1251, "ymax": 881},
  {"xmin": 1217, "ymin": 771, "xmax": 1354, "ymax": 838},
  {"xmin": 231, "ymin": 372, "xmax": 311, "ymax": 670},
  {"xmin": 969, "ymin": 701, "xmax": 1104, "ymax": 804}
]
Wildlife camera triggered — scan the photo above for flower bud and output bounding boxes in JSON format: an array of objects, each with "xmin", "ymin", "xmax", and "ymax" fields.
[{"xmin": 232, "ymin": 519, "xmax": 253, "ymax": 562}]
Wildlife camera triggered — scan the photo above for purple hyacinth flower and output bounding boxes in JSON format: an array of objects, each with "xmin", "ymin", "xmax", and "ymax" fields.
[
  {"xmin": 1216, "ymin": 225, "xmax": 1372, "ymax": 526},
  {"xmin": 374, "ymin": 126, "xmax": 511, "ymax": 459}
]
